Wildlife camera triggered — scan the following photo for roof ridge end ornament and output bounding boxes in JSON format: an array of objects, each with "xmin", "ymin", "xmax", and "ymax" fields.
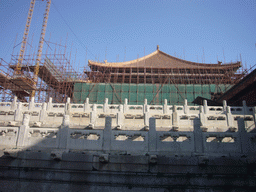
[{"xmin": 157, "ymin": 45, "xmax": 159, "ymax": 51}]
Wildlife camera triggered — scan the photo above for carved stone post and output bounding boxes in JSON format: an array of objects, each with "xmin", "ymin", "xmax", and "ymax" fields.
[
  {"xmin": 104, "ymin": 98, "xmax": 108, "ymax": 113},
  {"xmin": 84, "ymin": 97, "xmax": 90, "ymax": 112},
  {"xmin": 39, "ymin": 102, "xmax": 47, "ymax": 122},
  {"xmin": 203, "ymin": 100, "xmax": 208, "ymax": 114},
  {"xmin": 117, "ymin": 104, "xmax": 124, "ymax": 129},
  {"xmin": 172, "ymin": 105, "xmax": 178, "ymax": 130},
  {"xmin": 58, "ymin": 115, "xmax": 70, "ymax": 149},
  {"xmin": 184, "ymin": 99, "xmax": 188, "ymax": 114},
  {"xmin": 163, "ymin": 99, "xmax": 168, "ymax": 114},
  {"xmin": 28, "ymin": 97, "xmax": 34, "ymax": 111},
  {"xmin": 124, "ymin": 98, "xmax": 128, "ymax": 113},
  {"xmin": 47, "ymin": 97, "xmax": 52, "ymax": 111},
  {"xmin": 17, "ymin": 114, "xmax": 30, "ymax": 147},
  {"xmin": 89, "ymin": 104, "xmax": 97, "ymax": 129},
  {"xmin": 65, "ymin": 97, "xmax": 71, "ymax": 115},
  {"xmin": 11, "ymin": 96, "xmax": 17, "ymax": 110},
  {"xmin": 14, "ymin": 102, "xmax": 22, "ymax": 122},
  {"xmin": 143, "ymin": 99, "xmax": 147, "ymax": 113}
]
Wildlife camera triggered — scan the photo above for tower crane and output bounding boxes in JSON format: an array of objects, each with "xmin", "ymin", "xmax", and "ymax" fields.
[
  {"xmin": 31, "ymin": 0, "xmax": 51, "ymax": 98},
  {"xmin": 13, "ymin": 0, "xmax": 51, "ymax": 99},
  {"xmin": 15, "ymin": 0, "xmax": 36, "ymax": 75}
]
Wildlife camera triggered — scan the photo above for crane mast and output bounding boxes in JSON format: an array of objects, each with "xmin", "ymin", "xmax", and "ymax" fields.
[
  {"xmin": 31, "ymin": 0, "xmax": 51, "ymax": 98},
  {"xmin": 15, "ymin": 0, "xmax": 36, "ymax": 74}
]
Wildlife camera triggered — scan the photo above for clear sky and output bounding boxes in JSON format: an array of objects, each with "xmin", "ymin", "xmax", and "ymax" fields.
[{"xmin": 0, "ymin": 0, "xmax": 255, "ymax": 73}]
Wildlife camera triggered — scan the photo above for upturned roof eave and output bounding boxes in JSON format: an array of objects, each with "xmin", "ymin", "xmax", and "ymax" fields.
[{"xmin": 88, "ymin": 50, "xmax": 241, "ymax": 69}]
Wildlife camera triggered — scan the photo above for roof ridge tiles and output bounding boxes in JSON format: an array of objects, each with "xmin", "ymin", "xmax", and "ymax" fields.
[{"xmin": 88, "ymin": 49, "xmax": 241, "ymax": 69}]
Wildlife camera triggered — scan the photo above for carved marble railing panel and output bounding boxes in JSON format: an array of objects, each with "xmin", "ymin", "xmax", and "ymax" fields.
[
  {"xmin": 25, "ymin": 128, "xmax": 59, "ymax": 149},
  {"xmin": 70, "ymin": 112, "xmax": 90, "ymax": 128},
  {"xmin": 178, "ymin": 115, "xmax": 195, "ymax": 131},
  {"xmin": 0, "ymin": 97, "xmax": 255, "ymax": 156},
  {"xmin": 68, "ymin": 129, "xmax": 103, "ymax": 150},
  {"xmin": 95, "ymin": 104, "xmax": 104, "ymax": 113},
  {"xmin": 95, "ymin": 114, "xmax": 108, "ymax": 128},
  {"xmin": 44, "ymin": 112, "xmax": 64, "ymax": 126},
  {"xmin": 123, "ymin": 114, "xmax": 144, "ymax": 130},
  {"xmin": 0, "ymin": 127, "xmax": 19, "ymax": 147},
  {"xmin": 157, "ymin": 132, "xmax": 194, "ymax": 152},
  {"xmin": 154, "ymin": 114, "xmax": 172, "ymax": 129},
  {"xmin": 108, "ymin": 105, "xmax": 120, "ymax": 114},
  {"xmin": 23, "ymin": 111, "xmax": 40, "ymax": 123},
  {"xmin": 0, "ymin": 102, "xmax": 12, "ymax": 111},
  {"xmin": 111, "ymin": 130, "xmax": 148, "ymax": 151},
  {"xmin": 230, "ymin": 107, "xmax": 245, "ymax": 115},
  {"xmin": 204, "ymin": 115, "xmax": 228, "ymax": 132},
  {"xmin": 126, "ymin": 105, "xmax": 144, "ymax": 114},
  {"xmin": 70, "ymin": 104, "xmax": 86, "ymax": 113},
  {"xmin": 247, "ymin": 133, "xmax": 256, "ymax": 152},
  {"xmin": 175, "ymin": 106, "xmax": 184, "ymax": 114},
  {"xmin": 202, "ymin": 132, "xmax": 241, "ymax": 153},
  {"xmin": 244, "ymin": 115, "xmax": 255, "ymax": 132},
  {"xmin": 207, "ymin": 107, "xmax": 225, "ymax": 115},
  {"xmin": 148, "ymin": 105, "xmax": 164, "ymax": 114},
  {"xmin": 0, "ymin": 110, "xmax": 15, "ymax": 122},
  {"xmin": 188, "ymin": 106, "xmax": 200, "ymax": 115}
]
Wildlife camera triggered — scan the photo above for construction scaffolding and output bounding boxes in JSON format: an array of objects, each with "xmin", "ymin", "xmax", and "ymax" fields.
[
  {"xmin": 0, "ymin": 0, "xmax": 84, "ymax": 102},
  {"xmin": 0, "ymin": 34, "xmax": 84, "ymax": 103},
  {"xmin": 8, "ymin": 50, "xmax": 83, "ymax": 103},
  {"xmin": 77, "ymin": 48, "xmax": 245, "ymax": 105},
  {"xmin": 0, "ymin": 45, "xmax": 246, "ymax": 105},
  {"xmin": 0, "ymin": 58, "xmax": 15, "ymax": 102}
]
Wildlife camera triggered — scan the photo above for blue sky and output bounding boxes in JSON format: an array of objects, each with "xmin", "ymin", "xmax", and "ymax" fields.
[{"xmin": 0, "ymin": 0, "xmax": 255, "ymax": 72}]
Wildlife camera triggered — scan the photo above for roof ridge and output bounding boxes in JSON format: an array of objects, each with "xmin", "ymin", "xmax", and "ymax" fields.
[
  {"xmin": 89, "ymin": 50, "xmax": 159, "ymax": 65},
  {"xmin": 88, "ymin": 49, "xmax": 241, "ymax": 69}
]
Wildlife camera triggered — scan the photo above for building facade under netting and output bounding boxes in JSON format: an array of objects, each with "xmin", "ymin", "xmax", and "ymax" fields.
[{"xmin": 73, "ymin": 47, "xmax": 242, "ymax": 105}]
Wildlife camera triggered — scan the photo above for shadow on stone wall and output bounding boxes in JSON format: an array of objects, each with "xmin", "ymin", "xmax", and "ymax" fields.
[{"xmin": 0, "ymin": 114, "xmax": 256, "ymax": 191}]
